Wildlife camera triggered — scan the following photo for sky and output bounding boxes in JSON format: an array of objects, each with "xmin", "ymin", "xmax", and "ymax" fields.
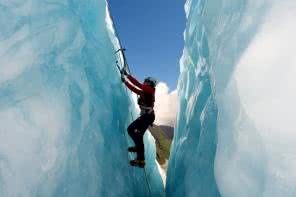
[{"xmin": 108, "ymin": 0, "xmax": 186, "ymax": 90}]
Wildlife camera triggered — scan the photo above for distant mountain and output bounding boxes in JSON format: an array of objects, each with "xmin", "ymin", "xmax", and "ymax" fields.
[
  {"xmin": 158, "ymin": 125, "xmax": 174, "ymax": 140},
  {"xmin": 149, "ymin": 125, "xmax": 174, "ymax": 169}
]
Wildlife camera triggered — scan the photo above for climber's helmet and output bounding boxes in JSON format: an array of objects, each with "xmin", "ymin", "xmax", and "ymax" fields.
[{"xmin": 144, "ymin": 77, "xmax": 158, "ymax": 88}]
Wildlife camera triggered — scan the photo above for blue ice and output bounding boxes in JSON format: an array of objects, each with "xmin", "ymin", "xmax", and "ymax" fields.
[
  {"xmin": 0, "ymin": 0, "xmax": 163, "ymax": 196},
  {"xmin": 167, "ymin": 0, "xmax": 296, "ymax": 196}
]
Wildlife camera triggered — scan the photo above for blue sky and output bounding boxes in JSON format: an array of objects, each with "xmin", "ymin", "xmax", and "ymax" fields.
[{"xmin": 108, "ymin": 0, "xmax": 186, "ymax": 90}]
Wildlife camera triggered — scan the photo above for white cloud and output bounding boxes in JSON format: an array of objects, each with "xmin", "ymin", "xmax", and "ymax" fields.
[{"xmin": 154, "ymin": 82, "xmax": 178, "ymax": 127}]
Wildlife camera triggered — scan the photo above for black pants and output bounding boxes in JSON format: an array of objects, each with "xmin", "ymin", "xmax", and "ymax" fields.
[{"xmin": 127, "ymin": 112, "xmax": 155, "ymax": 160}]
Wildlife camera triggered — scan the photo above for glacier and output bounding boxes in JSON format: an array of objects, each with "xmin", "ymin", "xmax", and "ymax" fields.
[
  {"xmin": 0, "ymin": 0, "xmax": 164, "ymax": 196},
  {"xmin": 167, "ymin": 0, "xmax": 296, "ymax": 197}
]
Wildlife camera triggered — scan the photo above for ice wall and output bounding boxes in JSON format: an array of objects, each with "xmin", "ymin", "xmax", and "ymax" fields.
[
  {"xmin": 167, "ymin": 0, "xmax": 296, "ymax": 196},
  {"xmin": 0, "ymin": 0, "xmax": 163, "ymax": 196},
  {"xmin": 166, "ymin": 0, "xmax": 219, "ymax": 195}
]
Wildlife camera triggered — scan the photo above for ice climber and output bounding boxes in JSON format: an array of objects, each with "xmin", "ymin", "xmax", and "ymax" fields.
[{"xmin": 121, "ymin": 69, "xmax": 157, "ymax": 168}]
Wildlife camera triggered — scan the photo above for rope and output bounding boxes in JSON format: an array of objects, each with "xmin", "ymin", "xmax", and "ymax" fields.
[
  {"xmin": 106, "ymin": 1, "xmax": 152, "ymax": 196},
  {"xmin": 144, "ymin": 168, "xmax": 152, "ymax": 197}
]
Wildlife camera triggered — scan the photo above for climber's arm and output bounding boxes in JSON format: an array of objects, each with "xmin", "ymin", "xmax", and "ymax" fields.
[
  {"xmin": 127, "ymin": 74, "xmax": 143, "ymax": 89},
  {"xmin": 124, "ymin": 80, "xmax": 143, "ymax": 95}
]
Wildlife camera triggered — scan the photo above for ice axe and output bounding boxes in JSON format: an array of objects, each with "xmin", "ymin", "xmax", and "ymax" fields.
[
  {"xmin": 115, "ymin": 48, "xmax": 130, "ymax": 75},
  {"xmin": 115, "ymin": 48, "xmax": 126, "ymax": 53}
]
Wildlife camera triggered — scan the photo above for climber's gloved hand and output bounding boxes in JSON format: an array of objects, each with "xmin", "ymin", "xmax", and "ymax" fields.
[
  {"xmin": 120, "ymin": 68, "xmax": 128, "ymax": 76},
  {"xmin": 121, "ymin": 74, "xmax": 126, "ymax": 83}
]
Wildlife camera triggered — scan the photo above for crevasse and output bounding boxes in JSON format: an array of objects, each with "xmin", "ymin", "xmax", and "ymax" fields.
[
  {"xmin": 0, "ymin": 0, "xmax": 163, "ymax": 196},
  {"xmin": 2, "ymin": 0, "xmax": 296, "ymax": 196}
]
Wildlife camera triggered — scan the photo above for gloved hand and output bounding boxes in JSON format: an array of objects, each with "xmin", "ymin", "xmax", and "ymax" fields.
[
  {"xmin": 121, "ymin": 74, "xmax": 126, "ymax": 83},
  {"xmin": 120, "ymin": 68, "xmax": 128, "ymax": 76}
]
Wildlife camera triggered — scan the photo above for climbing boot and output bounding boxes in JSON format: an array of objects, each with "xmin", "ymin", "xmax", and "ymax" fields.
[{"xmin": 130, "ymin": 159, "xmax": 145, "ymax": 168}]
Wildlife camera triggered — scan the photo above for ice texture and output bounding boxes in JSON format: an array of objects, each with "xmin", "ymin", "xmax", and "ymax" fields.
[
  {"xmin": 0, "ymin": 0, "xmax": 163, "ymax": 196},
  {"xmin": 167, "ymin": 0, "xmax": 296, "ymax": 196}
]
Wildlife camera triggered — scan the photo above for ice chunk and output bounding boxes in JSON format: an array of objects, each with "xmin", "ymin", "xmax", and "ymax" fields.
[
  {"xmin": 167, "ymin": 0, "xmax": 296, "ymax": 196},
  {"xmin": 0, "ymin": 0, "xmax": 163, "ymax": 196}
]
